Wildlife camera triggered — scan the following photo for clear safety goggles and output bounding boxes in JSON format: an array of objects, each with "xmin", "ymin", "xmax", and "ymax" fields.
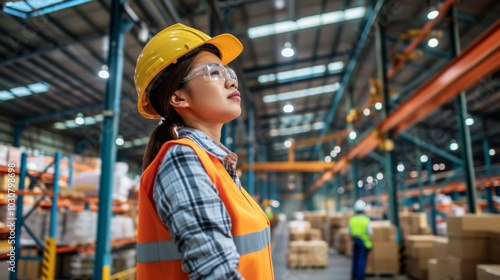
[{"xmin": 182, "ymin": 63, "xmax": 238, "ymax": 85}]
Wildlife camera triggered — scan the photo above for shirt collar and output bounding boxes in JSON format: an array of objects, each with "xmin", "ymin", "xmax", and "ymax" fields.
[{"xmin": 178, "ymin": 127, "xmax": 238, "ymax": 167}]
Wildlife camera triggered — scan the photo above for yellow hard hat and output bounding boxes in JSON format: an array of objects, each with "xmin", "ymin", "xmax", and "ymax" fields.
[{"xmin": 135, "ymin": 23, "xmax": 243, "ymax": 119}]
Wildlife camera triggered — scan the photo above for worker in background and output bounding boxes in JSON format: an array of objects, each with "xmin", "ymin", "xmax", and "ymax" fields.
[
  {"xmin": 134, "ymin": 23, "xmax": 274, "ymax": 279},
  {"xmin": 349, "ymin": 199, "xmax": 373, "ymax": 280}
]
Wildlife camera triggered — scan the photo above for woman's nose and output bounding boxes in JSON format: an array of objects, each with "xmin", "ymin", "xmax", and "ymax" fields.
[{"xmin": 226, "ymin": 77, "xmax": 238, "ymax": 89}]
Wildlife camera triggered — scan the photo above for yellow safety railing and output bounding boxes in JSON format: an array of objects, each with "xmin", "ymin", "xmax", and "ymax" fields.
[{"xmin": 110, "ymin": 267, "xmax": 136, "ymax": 280}]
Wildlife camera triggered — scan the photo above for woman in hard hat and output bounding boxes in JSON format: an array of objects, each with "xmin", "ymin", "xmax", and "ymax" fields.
[
  {"xmin": 349, "ymin": 199, "xmax": 373, "ymax": 280},
  {"xmin": 134, "ymin": 23, "xmax": 274, "ymax": 280}
]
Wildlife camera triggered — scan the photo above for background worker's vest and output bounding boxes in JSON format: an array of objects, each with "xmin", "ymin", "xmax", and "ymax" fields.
[
  {"xmin": 136, "ymin": 138, "xmax": 274, "ymax": 280},
  {"xmin": 349, "ymin": 215, "xmax": 373, "ymax": 250}
]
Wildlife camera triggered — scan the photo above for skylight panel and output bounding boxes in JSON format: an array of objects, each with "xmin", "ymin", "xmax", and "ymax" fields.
[
  {"xmin": 0, "ymin": 91, "xmax": 15, "ymax": 101},
  {"xmin": 10, "ymin": 86, "xmax": 31, "ymax": 97},
  {"xmin": 248, "ymin": 6, "xmax": 366, "ymax": 39},
  {"xmin": 3, "ymin": 0, "xmax": 91, "ymax": 18}
]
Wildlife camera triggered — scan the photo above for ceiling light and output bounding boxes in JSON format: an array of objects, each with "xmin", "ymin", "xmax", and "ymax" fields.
[
  {"xmin": 358, "ymin": 180, "xmax": 364, "ymax": 188},
  {"xmin": 248, "ymin": 6, "xmax": 366, "ymax": 39},
  {"xmin": 349, "ymin": 131, "xmax": 357, "ymax": 140},
  {"xmin": 281, "ymin": 42, "xmax": 294, "ymax": 57},
  {"xmin": 397, "ymin": 163, "xmax": 405, "ymax": 172},
  {"xmin": 490, "ymin": 149, "xmax": 496, "ymax": 156},
  {"xmin": 283, "ymin": 104, "xmax": 294, "ymax": 113},
  {"xmin": 338, "ymin": 187, "xmax": 344, "ymax": 194},
  {"xmin": 115, "ymin": 136, "xmax": 124, "ymax": 146},
  {"xmin": 465, "ymin": 116, "xmax": 474, "ymax": 126},
  {"xmin": 324, "ymin": 156, "xmax": 332, "ymax": 163},
  {"xmin": 263, "ymin": 83, "xmax": 340, "ymax": 103},
  {"xmin": 284, "ymin": 139, "xmax": 292, "ymax": 148},
  {"xmin": 334, "ymin": 146, "xmax": 341, "ymax": 153},
  {"xmin": 376, "ymin": 172, "xmax": 384, "ymax": 180},
  {"xmin": 420, "ymin": 154, "xmax": 428, "ymax": 162},
  {"xmin": 330, "ymin": 150, "xmax": 337, "ymax": 157},
  {"xmin": 363, "ymin": 108, "xmax": 371, "ymax": 116},
  {"xmin": 427, "ymin": 9, "xmax": 439, "ymax": 20},
  {"xmin": 75, "ymin": 113, "xmax": 85, "ymax": 125},
  {"xmin": 439, "ymin": 163, "xmax": 445, "ymax": 170},
  {"xmin": 433, "ymin": 163, "xmax": 439, "ymax": 171},
  {"xmin": 366, "ymin": 176, "xmax": 373, "ymax": 184},
  {"xmin": 274, "ymin": 0, "xmax": 285, "ymax": 9},
  {"xmin": 374, "ymin": 102, "xmax": 383, "ymax": 110},
  {"xmin": 428, "ymin": 38, "xmax": 439, "ymax": 48},
  {"xmin": 99, "ymin": 65, "xmax": 109, "ymax": 79},
  {"xmin": 449, "ymin": 139, "xmax": 458, "ymax": 151},
  {"xmin": 328, "ymin": 61, "xmax": 344, "ymax": 73}
]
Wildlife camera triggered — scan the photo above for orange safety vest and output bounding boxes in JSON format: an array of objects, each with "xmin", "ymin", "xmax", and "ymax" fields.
[{"xmin": 136, "ymin": 138, "xmax": 274, "ymax": 279}]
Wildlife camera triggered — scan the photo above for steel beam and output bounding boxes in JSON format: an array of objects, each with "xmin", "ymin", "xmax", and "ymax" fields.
[
  {"xmin": 94, "ymin": 0, "xmax": 125, "ymax": 278},
  {"xmin": 312, "ymin": 0, "xmax": 386, "ymax": 158},
  {"xmin": 238, "ymin": 161, "xmax": 335, "ymax": 172},
  {"xmin": 399, "ymin": 132, "xmax": 462, "ymax": 165},
  {"xmin": 449, "ymin": 6, "xmax": 478, "ymax": 214}
]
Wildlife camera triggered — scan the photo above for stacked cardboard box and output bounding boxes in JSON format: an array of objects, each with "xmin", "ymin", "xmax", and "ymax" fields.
[
  {"xmin": 304, "ymin": 211, "xmax": 328, "ymax": 240},
  {"xmin": 289, "ymin": 220, "xmax": 311, "ymax": 241},
  {"xmin": 491, "ymin": 231, "xmax": 500, "ymax": 264},
  {"xmin": 477, "ymin": 265, "xmax": 500, "ymax": 280},
  {"xmin": 405, "ymin": 235, "xmax": 436, "ymax": 279},
  {"xmin": 366, "ymin": 221, "xmax": 399, "ymax": 274},
  {"xmin": 334, "ymin": 227, "xmax": 351, "ymax": 256},
  {"xmin": 445, "ymin": 215, "xmax": 500, "ymax": 280},
  {"xmin": 428, "ymin": 237, "xmax": 449, "ymax": 280},
  {"xmin": 287, "ymin": 240, "xmax": 328, "ymax": 268},
  {"xmin": 327, "ymin": 214, "xmax": 348, "ymax": 246},
  {"xmin": 400, "ymin": 212, "xmax": 431, "ymax": 237}
]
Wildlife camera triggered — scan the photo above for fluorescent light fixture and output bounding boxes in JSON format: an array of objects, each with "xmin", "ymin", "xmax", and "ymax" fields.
[
  {"xmin": 116, "ymin": 136, "xmax": 124, "ymax": 146},
  {"xmin": 258, "ymin": 62, "xmax": 343, "ymax": 84},
  {"xmin": 269, "ymin": 121, "xmax": 325, "ymax": 136},
  {"xmin": 284, "ymin": 140, "xmax": 292, "ymax": 148},
  {"xmin": 363, "ymin": 108, "xmax": 370, "ymax": 116},
  {"xmin": 449, "ymin": 140, "xmax": 458, "ymax": 151},
  {"xmin": 349, "ymin": 131, "xmax": 357, "ymax": 140},
  {"xmin": 99, "ymin": 65, "xmax": 110, "ymax": 79},
  {"xmin": 489, "ymin": 149, "xmax": 495, "ymax": 156},
  {"xmin": 366, "ymin": 176, "xmax": 373, "ymax": 184},
  {"xmin": 465, "ymin": 117, "xmax": 474, "ymax": 126},
  {"xmin": 3, "ymin": 0, "xmax": 91, "ymax": 18},
  {"xmin": 263, "ymin": 82, "xmax": 340, "ymax": 103},
  {"xmin": 357, "ymin": 180, "xmax": 363, "ymax": 188},
  {"xmin": 330, "ymin": 150, "xmax": 337, "ymax": 157},
  {"xmin": 376, "ymin": 172, "xmax": 384, "ymax": 180},
  {"xmin": 374, "ymin": 102, "xmax": 383, "ymax": 110},
  {"xmin": 334, "ymin": 146, "xmax": 341, "ymax": 153},
  {"xmin": 54, "ymin": 114, "xmax": 104, "ymax": 130},
  {"xmin": 281, "ymin": 42, "xmax": 295, "ymax": 57},
  {"xmin": 0, "ymin": 82, "xmax": 50, "ymax": 100},
  {"xmin": 248, "ymin": 6, "xmax": 366, "ymax": 39}
]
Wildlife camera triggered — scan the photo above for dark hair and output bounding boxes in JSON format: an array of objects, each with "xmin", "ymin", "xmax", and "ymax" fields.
[{"xmin": 142, "ymin": 44, "xmax": 221, "ymax": 168}]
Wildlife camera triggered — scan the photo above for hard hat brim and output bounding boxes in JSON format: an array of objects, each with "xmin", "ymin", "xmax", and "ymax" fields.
[{"xmin": 138, "ymin": 33, "xmax": 243, "ymax": 119}]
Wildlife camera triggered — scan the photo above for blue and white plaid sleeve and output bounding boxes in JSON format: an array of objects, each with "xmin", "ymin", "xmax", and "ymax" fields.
[{"xmin": 153, "ymin": 144, "xmax": 243, "ymax": 280}]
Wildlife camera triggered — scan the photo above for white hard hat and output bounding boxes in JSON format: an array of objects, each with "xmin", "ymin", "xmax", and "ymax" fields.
[{"xmin": 354, "ymin": 199, "xmax": 366, "ymax": 212}]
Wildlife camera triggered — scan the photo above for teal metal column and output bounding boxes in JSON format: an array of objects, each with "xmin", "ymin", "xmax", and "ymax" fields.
[
  {"xmin": 49, "ymin": 152, "xmax": 61, "ymax": 238},
  {"xmin": 246, "ymin": 104, "xmax": 255, "ymax": 196},
  {"xmin": 427, "ymin": 159, "xmax": 434, "ymax": 185},
  {"xmin": 68, "ymin": 154, "xmax": 74, "ymax": 187},
  {"xmin": 94, "ymin": 0, "xmax": 125, "ymax": 278},
  {"xmin": 449, "ymin": 6, "xmax": 477, "ymax": 214},
  {"xmin": 334, "ymin": 175, "xmax": 341, "ymax": 212},
  {"xmin": 10, "ymin": 153, "xmax": 27, "ymax": 280},
  {"xmin": 13, "ymin": 122, "xmax": 26, "ymax": 147},
  {"xmin": 483, "ymin": 120, "xmax": 495, "ymax": 213},
  {"xmin": 346, "ymin": 87, "xmax": 359, "ymax": 202},
  {"xmin": 417, "ymin": 150, "xmax": 424, "ymax": 211},
  {"xmin": 375, "ymin": 22, "xmax": 399, "ymax": 242}
]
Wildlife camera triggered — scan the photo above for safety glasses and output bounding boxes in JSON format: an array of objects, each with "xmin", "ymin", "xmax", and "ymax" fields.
[{"xmin": 182, "ymin": 63, "xmax": 238, "ymax": 85}]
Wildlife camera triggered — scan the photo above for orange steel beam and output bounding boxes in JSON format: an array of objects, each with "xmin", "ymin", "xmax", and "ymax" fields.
[
  {"xmin": 238, "ymin": 161, "xmax": 335, "ymax": 172},
  {"xmin": 386, "ymin": 0, "xmax": 455, "ymax": 79},
  {"xmin": 306, "ymin": 20, "xmax": 500, "ymax": 197}
]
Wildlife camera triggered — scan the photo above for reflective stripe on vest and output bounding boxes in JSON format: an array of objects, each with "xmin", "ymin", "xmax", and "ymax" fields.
[{"xmin": 137, "ymin": 226, "xmax": 271, "ymax": 263}]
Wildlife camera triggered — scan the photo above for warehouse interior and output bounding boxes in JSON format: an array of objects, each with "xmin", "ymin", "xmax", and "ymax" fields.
[{"xmin": 0, "ymin": 0, "xmax": 499, "ymax": 279}]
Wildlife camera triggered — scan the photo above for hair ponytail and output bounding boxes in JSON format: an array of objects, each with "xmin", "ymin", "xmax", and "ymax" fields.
[{"xmin": 142, "ymin": 119, "xmax": 178, "ymax": 168}]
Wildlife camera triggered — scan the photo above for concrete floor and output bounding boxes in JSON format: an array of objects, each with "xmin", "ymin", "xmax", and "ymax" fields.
[{"xmin": 271, "ymin": 221, "xmax": 408, "ymax": 280}]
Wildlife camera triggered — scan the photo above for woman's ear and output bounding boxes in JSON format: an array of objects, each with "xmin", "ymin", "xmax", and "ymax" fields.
[{"xmin": 170, "ymin": 89, "xmax": 189, "ymax": 108}]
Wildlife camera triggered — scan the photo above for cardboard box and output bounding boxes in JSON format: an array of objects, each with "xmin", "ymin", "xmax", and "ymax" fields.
[
  {"xmin": 372, "ymin": 242, "xmax": 398, "ymax": 260},
  {"xmin": 407, "ymin": 258, "xmax": 429, "ymax": 280},
  {"xmin": 448, "ymin": 255, "xmax": 482, "ymax": 280},
  {"xmin": 447, "ymin": 215, "xmax": 500, "ymax": 238},
  {"xmin": 433, "ymin": 236, "xmax": 448, "ymax": 261},
  {"xmin": 428, "ymin": 259, "xmax": 439, "ymax": 280},
  {"xmin": 491, "ymin": 232, "xmax": 500, "ymax": 264},
  {"xmin": 412, "ymin": 244, "xmax": 434, "ymax": 260},
  {"xmin": 374, "ymin": 258, "xmax": 399, "ymax": 274},
  {"xmin": 449, "ymin": 237, "xmax": 490, "ymax": 261},
  {"xmin": 477, "ymin": 265, "xmax": 500, "ymax": 280}
]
